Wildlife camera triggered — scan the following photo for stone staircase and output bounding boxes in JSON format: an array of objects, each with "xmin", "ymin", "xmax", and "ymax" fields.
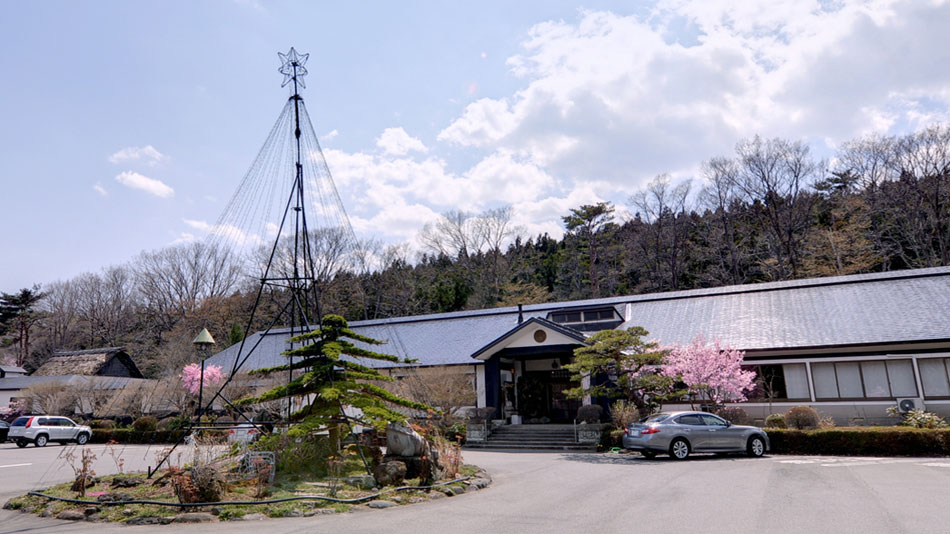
[{"xmin": 464, "ymin": 424, "xmax": 596, "ymax": 451}]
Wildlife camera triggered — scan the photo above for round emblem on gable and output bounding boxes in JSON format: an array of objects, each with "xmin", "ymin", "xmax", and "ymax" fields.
[{"xmin": 533, "ymin": 329, "xmax": 547, "ymax": 343}]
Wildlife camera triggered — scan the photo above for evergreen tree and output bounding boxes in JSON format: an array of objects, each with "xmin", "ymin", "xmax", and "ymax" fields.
[{"xmin": 241, "ymin": 314, "xmax": 431, "ymax": 427}]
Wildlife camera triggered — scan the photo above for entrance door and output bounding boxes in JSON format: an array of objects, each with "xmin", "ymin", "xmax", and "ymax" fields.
[{"xmin": 518, "ymin": 370, "xmax": 581, "ymax": 423}]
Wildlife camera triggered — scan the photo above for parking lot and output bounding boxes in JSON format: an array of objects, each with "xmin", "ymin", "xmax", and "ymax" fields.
[{"xmin": 2, "ymin": 446, "xmax": 950, "ymax": 533}]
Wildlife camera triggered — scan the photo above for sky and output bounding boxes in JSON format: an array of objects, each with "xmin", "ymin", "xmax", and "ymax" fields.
[{"xmin": 2, "ymin": 0, "xmax": 950, "ymax": 290}]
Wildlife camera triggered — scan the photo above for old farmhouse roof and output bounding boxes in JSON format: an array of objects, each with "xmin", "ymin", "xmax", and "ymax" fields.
[
  {"xmin": 32, "ymin": 347, "xmax": 144, "ymax": 378},
  {"xmin": 205, "ymin": 266, "xmax": 950, "ymax": 372}
]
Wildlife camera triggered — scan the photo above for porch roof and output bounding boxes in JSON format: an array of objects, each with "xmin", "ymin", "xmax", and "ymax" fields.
[{"xmin": 470, "ymin": 317, "xmax": 587, "ymax": 361}]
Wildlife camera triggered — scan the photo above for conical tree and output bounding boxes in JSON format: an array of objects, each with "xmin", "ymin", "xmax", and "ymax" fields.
[{"xmin": 241, "ymin": 315, "xmax": 431, "ymax": 427}]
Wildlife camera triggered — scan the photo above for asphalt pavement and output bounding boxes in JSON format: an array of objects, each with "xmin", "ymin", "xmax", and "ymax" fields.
[{"xmin": 2, "ymin": 444, "xmax": 950, "ymax": 534}]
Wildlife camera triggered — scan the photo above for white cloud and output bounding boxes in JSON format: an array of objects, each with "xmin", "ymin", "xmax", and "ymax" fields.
[
  {"xmin": 321, "ymin": 129, "xmax": 339, "ymax": 142},
  {"xmin": 376, "ymin": 127, "xmax": 427, "ymax": 155},
  {"xmin": 108, "ymin": 145, "xmax": 166, "ymax": 166},
  {"xmin": 115, "ymin": 171, "xmax": 174, "ymax": 198},
  {"xmin": 436, "ymin": 1, "xmax": 950, "ymax": 187},
  {"xmin": 92, "ymin": 183, "xmax": 108, "ymax": 197}
]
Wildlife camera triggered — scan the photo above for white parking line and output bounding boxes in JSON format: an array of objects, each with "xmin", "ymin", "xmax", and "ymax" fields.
[{"xmin": 0, "ymin": 463, "xmax": 32, "ymax": 469}]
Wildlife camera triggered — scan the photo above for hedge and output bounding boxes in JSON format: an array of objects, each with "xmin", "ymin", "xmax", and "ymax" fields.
[
  {"xmin": 90, "ymin": 428, "xmax": 189, "ymax": 444},
  {"xmin": 766, "ymin": 427, "xmax": 950, "ymax": 456}
]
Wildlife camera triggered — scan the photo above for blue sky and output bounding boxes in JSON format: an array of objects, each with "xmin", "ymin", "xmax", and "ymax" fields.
[{"xmin": 2, "ymin": 0, "xmax": 950, "ymax": 290}]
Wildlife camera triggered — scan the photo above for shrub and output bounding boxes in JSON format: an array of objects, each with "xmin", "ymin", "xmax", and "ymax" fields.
[
  {"xmin": 887, "ymin": 407, "xmax": 949, "ymax": 429},
  {"xmin": 89, "ymin": 419, "xmax": 116, "ymax": 429},
  {"xmin": 784, "ymin": 405, "xmax": 820, "ymax": 430},
  {"xmin": 610, "ymin": 400, "xmax": 639, "ymax": 430},
  {"xmin": 716, "ymin": 406, "xmax": 751, "ymax": 425},
  {"xmin": 766, "ymin": 427, "xmax": 950, "ymax": 456},
  {"xmin": 765, "ymin": 414, "xmax": 787, "ymax": 429},
  {"xmin": 132, "ymin": 416, "xmax": 158, "ymax": 432},
  {"xmin": 577, "ymin": 404, "xmax": 603, "ymax": 424},
  {"xmin": 90, "ymin": 428, "xmax": 188, "ymax": 444}
]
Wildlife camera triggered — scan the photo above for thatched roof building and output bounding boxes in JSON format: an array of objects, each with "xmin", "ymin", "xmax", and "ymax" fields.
[{"xmin": 33, "ymin": 347, "xmax": 144, "ymax": 379}]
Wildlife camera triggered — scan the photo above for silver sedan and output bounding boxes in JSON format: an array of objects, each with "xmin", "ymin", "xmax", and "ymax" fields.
[{"xmin": 622, "ymin": 411, "xmax": 769, "ymax": 460}]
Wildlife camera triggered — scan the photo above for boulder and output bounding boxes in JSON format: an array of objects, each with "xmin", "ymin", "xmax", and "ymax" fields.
[
  {"xmin": 373, "ymin": 460, "xmax": 407, "ymax": 487},
  {"xmin": 56, "ymin": 510, "xmax": 86, "ymax": 521},
  {"xmin": 171, "ymin": 512, "xmax": 216, "ymax": 523},
  {"xmin": 111, "ymin": 476, "xmax": 143, "ymax": 488},
  {"xmin": 368, "ymin": 500, "xmax": 398, "ymax": 509},
  {"xmin": 386, "ymin": 423, "xmax": 426, "ymax": 457}
]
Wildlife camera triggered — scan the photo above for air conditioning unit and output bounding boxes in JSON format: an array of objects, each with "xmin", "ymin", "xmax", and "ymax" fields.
[{"xmin": 896, "ymin": 398, "xmax": 924, "ymax": 413}]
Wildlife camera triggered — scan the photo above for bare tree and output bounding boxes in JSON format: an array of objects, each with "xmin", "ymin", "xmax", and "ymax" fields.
[
  {"xmin": 700, "ymin": 157, "xmax": 747, "ymax": 285},
  {"xmin": 418, "ymin": 209, "xmax": 479, "ymax": 258},
  {"xmin": 23, "ymin": 381, "xmax": 77, "ymax": 415},
  {"xmin": 136, "ymin": 242, "xmax": 242, "ymax": 335},
  {"xmin": 630, "ymin": 174, "xmax": 692, "ymax": 290},
  {"xmin": 731, "ymin": 136, "xmax": 822, "ymax": 279}
]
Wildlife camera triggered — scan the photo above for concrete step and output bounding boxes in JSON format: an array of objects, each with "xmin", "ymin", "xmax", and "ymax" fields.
[{"xmin": 465, "ymin": 442, "xmax": 596, "ymax": 451}]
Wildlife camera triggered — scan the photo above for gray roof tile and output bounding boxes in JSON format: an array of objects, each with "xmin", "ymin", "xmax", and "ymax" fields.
[{"xmin": 205, "ymin": 266, "xmax": 950, "ymax": 372}]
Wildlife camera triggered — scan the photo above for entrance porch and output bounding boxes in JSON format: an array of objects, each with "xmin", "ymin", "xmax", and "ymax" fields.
[{"xmin": 472, "ymin": 317, "xmax": 590, "ymax": 424}]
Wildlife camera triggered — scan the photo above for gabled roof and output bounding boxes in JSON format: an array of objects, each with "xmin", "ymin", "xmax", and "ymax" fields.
[
  {"xmin": 33, "ymin": 347, "xmax": 143, "ymax": 378},
  {"xmin": 204, "ymin": 266, "xmax": 950, "ymax": 372},
  {"xmin": 471, "ymin": 317, "xmax": 587, "ymax": 360}
]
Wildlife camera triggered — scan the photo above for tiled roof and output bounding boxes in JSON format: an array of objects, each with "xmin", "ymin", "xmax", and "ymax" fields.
[{"xmin": 205, "ymin": 266, "xmax": 950, "ymax": 372}]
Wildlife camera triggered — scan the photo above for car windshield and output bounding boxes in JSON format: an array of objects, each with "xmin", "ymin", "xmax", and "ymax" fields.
[
  {"xmin": 640, "ymin": 413, "xmax": 671, "ymax": 424},
  {"xmin": 11, "ymin": 417, "xmax": 29, "ymax": 427}
]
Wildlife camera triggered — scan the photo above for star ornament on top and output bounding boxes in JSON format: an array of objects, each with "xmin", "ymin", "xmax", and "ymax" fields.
[{"xmin": 278, "ymin": 47, "xmax": 310, "ymax": 88}]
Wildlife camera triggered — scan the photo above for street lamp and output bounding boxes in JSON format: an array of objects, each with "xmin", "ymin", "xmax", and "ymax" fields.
[{"xmin": 192, "ymin": 327, "xmax": 216, "ymax": 419}]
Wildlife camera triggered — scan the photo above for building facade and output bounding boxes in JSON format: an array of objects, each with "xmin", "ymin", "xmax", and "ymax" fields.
[{"xmin": 207, "ymin": 266, "xmax": 950, "ymax": 425}]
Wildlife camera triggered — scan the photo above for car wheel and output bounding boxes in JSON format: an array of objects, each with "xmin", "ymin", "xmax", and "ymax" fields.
[
  {"xmin": 747, "ymin": 435, "xmax": 766, "ymax": 457},
  {"xmin": 35, "ymin": 434, "xmax": 48, "ymax": 447},
  {"xmin": 669, "ymin": 438, "xmax": 690, "ymax": 460},
  {"xmin": 76, "ymin": 433, "xmax": 89, "ymax": 445},
  {"xmin": 16, "ymin": 440, "xmax": 28, "ymax": 448},
  {"xmin": 641, "ymin": 450, "xmax": 657, "ymax": 460}
]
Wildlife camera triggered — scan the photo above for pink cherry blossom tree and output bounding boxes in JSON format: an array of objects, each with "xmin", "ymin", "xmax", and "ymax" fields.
[
  {"xmin": 181, "ymin": 363, "xmax": 225, "ymax": 396},
  {"xmin": 662, "ymin": 335, "xmax": 755, "ymax": 410}
]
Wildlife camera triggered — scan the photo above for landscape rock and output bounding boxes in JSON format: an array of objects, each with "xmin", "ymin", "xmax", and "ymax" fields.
[
  {"xmin": 56, "ymin": 511, "xmax": 86, "ymax": 521},
  {"xmin": 374, "ymin": 460, "xmax": 407, "ymax": 487},
  {"xmin": 428, "ymin": 491, "xmax": 446, "ymax": 500},
  {"xmin": 240, "ymin": 513, "xmax": 268, "ymax": 521},
  {"xmin": 304, "ymin": 509, "xmax": 336, "ymax": 516},
  {"xmin": 171, "ymin": 512, "xmax": 216, "ymax": 523},
  {"xmin": 83, "ymin": 507, "xmax": 100, "ymax": 516},
  {"xmin": 125, "ymin": 516, "xmax": 164, "ymax": 526},
  {"xmin": 97, "ymin": 492, "xmax": 134, "ymax": 503},
  {"xmin": 343, "ymin": 475, "xmax": 376, "ymax": 490},
  {"xmin": 367, "ymin": 500, "xmax": 398, "ymax": 509},
  {"xmin": 111, "ymin": 477, "xmax": 143, "ymax": 488},
  {"xmin": 386, "ymin": 423, "xmax": 426, "ymax": 457}
]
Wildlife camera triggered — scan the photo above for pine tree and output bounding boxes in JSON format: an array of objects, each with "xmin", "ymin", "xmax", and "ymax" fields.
[{"xmin": 241, "ymin": 314, "xmax": 431, "ymax": 427}]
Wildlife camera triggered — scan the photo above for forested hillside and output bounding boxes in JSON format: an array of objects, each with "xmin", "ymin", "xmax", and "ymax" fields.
[{"xmin": 2, "ymin": 126, "xmax": 949, "ymax": 377}]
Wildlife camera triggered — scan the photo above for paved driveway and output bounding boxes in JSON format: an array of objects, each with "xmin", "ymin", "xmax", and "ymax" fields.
[{"xmin": 3, "ymin": 448, "xmax": 950, "ymax": 534}]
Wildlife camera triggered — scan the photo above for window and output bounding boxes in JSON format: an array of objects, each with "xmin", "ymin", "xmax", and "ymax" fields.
[
  {"xmin": 699, "ymin": 414, "xmax": 728, "ymax": 427},
  {"xmin": 747, "ymin": 364, "xmax": 810, "ymax": 400},
  {"xmin": 583, "ymin": 309, "xmax": 616, "ymax": 321},
  {"xmin": 918, "ymin": 358, "xmax": 950, "ymax": 398},
  {"xmin": 549, "ymin": 308, "xmax": 615, "ymax": 324},
  {"xmin": 675, "ymin": 414, "xmax": 704, "ymax": 425},
  {"xmin": 812, "ymin": 359, "xmax": 919, "ymax": 400}
]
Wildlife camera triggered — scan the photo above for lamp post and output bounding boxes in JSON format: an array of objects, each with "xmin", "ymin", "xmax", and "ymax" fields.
[{"xmin": 192, "ymin": 327, "xmax": 216, "ymax": 419}]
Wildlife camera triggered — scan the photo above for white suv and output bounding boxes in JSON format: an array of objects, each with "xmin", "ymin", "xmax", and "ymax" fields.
[{"xmin": 7, "ymin": 416, "xmax": 92, "ymax": 448}]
